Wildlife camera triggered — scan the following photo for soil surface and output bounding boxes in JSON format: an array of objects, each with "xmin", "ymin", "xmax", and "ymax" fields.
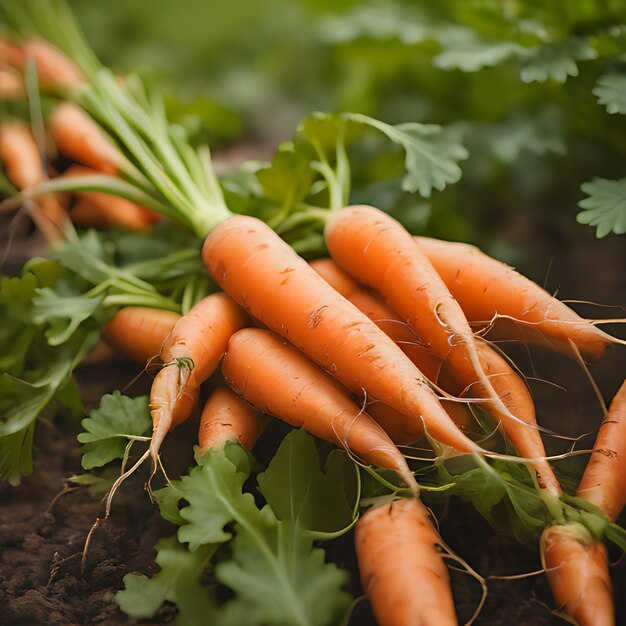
[{"xmin": 1, "ymin": 217, "xmax": 625, "ymax": 626}]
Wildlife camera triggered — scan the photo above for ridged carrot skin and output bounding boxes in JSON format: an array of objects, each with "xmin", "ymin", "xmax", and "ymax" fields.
[
  {"xmin": 541, "ymin": 524, "xmax": 613, "ymax": 626},
  {"xmin": 202, "ymin": 215, "xmax": 481, "ymax": 454},
  {"xmin": 576, "ymin": 379, "xmax": 626, "ymax": 521},
  {"xmin": 415, "ymin": 236, "xmax": 614, "ymax": 358},
  {"xmin": 103, "ymin": 307, "xmax": 181, "ymax": 365},
  {"xmin": 50, "ymin": 103, "xmax": 125, "ymax": 174},
  {"xmin": 222, "ymin": 327, "xmax": 417, "ymax": 492},
  {"xmin": 356, "ymin": 498, "xmax": 457, "ymax": 626},
  {"xmin": 20, "ymin": 40, "xmax": 85, "ymax": 88},
  {"xmin": 197, "ymin": 387, "xmax": 268, "ymax": 453},
  {"xmin": 149, "ymin": 294, "xmax": 248, "ymax": 460}
]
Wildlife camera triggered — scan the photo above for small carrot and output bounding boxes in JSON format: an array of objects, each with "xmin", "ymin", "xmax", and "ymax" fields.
[
  {"xmin": 222, "ymin": 327, "xmax": 417, "ymax": 492},
  {"xmin": 415, "ymin": 236, "xmax": 615, "ymax": 358},
  {"xmin": 197, "ymin": 387, "xmax": 269, "ymax": 453},
  {"xmin": 64, "ymin": 165, "xmax": 158, "ymax": 231},
  {"xmin": 202, "ymin": 215, "xmax": 482, "ymax": 455},
  {"xmin": 149, "ymin": 293, "xmax": 248, "ymax": 463},
  {"xmin": 541, "ymin": 524, "xmax": 613, "ymax": 626},
  {"xmin": 576, "ymin": 379, "xmax": 626, "ymax": 521},
  {"xmin": 0, "ymin": 67, "xmax": 25, "ymax": 100},
  {"xmin": 103, "ymin": 307, "xmax": 181, "ymax": 365},
  {"xmin": 50, "ymin": 103, "xmax": 125, "ymax": 174},
  {"xmin": 355, "ymin": 498, "xmax": 457, "ymax": 626},
  {"xmin": 20, "ymin": 40, "xmax": 85, "ymax": 88}
]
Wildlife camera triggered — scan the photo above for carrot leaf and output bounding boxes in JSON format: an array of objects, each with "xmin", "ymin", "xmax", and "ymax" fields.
[
  {"xmin": 77, "ymin": 391, "xmax": 151, "ymax": 469},
  {"xmin": 593, "ymin": 73, "xmax": 626, "ymax": 114},
  {"xmin": 577, "ymin": 177, "xmax": 626, "ymax": 237}
]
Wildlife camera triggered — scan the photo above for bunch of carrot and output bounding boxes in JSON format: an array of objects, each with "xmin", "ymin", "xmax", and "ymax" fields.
[{"xmin": 1, "ymin": 25, "xmax": 625, "ymax": 626}]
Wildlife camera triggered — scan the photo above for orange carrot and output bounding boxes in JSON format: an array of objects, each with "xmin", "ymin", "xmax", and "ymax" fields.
[
  {"xmin": 576, "ymin": 379, "xmax": 626, "ymax": 521},
  {"xmin": 103, "ymin": 307, "xmax": 181, "ymax": 365},
  {"xmin": 222, "ymin": 327, "xmax": 417, "ymax": 492},
  {"xmin": 355, "ymin": 498, "xmax": 457, "ymax": 626},
  {"xmin": 50, "ymin": 103, "xmax": 125, "ymax": 174},
  {"xmin": 0, "ymin": 67, "xmax": 25, "ymax": 100},
  {"xmin": 0, "ymin": 122, "xmax": 67, "ymax": 238},
  {"xmin": 20, "ymin": 40, "xmax": 85, "ymax": 88},
  {"xmin": 202, "ymin": 215, "xmax": 481, "ymax": 455},
  {"xmin": 541, "ymin": 524, "xmax": 613, "ymax": 626},
  {"xmin": 149, "ymin": 293, "xmax": 248, "ymax": 462},
  {"xmin": 0, "ymin": 40, "xmax": 25, "ymax": 69},
  {"xmin": 325, "ymin": 206, "xmax": 527, "ymax": 448},
  {"xmin": 64, "ymin": 165, "xmax": 158, "ymax": 231},
  {"xmin": 197, "ymin": 387, "xmax": 268, "ymax": 453},
  {"xmin": 415, "ymin": 236, "xmax": 615, "ymax": 358}
]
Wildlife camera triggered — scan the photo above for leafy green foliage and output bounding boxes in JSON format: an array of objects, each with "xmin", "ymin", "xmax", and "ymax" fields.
[
  {"xmin": 433, "ymin": 40, "xmax": 527, "ymax": 73},
  {"xmin": 137, "ymin": 431, "xmax": 354, "ymax": 625},
  {"xmin": 77, "ymin": 392, "xmax": 151, "ymax": 469},
  {"xmin": 520, "ymin": 38, "xmax": 597, "ymax": 83},
  {"xmin": 116, "ymin": 536, "xmax": 217, "ymax": 626},
  {"xmin": 594, "ymin": 74, "xmax": 626, "ymax": 114},
  {"xmin": 577, "ymin": 177, "xmax": 626, "ymax": 237}
]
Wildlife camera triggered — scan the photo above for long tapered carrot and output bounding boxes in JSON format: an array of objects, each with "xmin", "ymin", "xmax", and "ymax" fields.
[
  {"xmin": 415, "ymin": 236, "xmax": 615, "ymax": 358},
  {"xmin": 50, "ymin": 103, "xmax": 125, "ymax": 174},
  {"xmin": 202, "ymin": 215, "xmax": 482, "ymax": 455},
  {"xmin": 541, "ymin": 524, "xmax": 613, "ymax": 626},
  {"xmin": 149, "ymin": 293, "xmax": 248, "ymax": 462},
  {"xmin": 576, "ymin": 379, "xmax": 626, "ymax": 521},
  {"xmin": 20, "ymin": 40, "xmax": 85, "ymax": 88},
  {"xmin": 355, "ymin": 498, "xmax": 457, "ymax": 626},
  {"xmin": 0, "ymin": 122, "xmax": 67, "ymax": 238},
  {"xmin": 103, "ymin": 307, "xmax": 181, "ymax": 365},
  {"xmin": 197, "ymin": 387, "xmax": 269, "ymax": 453},
  {"xmin": 542, "ymin": 381, "xmax": 626, "ymax": 626},
  {"xmin": 222, "ymin": 327, "xmax": 417, "ymax": 492}
]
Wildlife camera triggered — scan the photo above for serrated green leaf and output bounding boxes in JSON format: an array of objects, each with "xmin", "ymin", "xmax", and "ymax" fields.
[
  {"xmin": 77, "ymin": 392, "xmax": 151, "ymax": 469},
  {"xmin": 116, "ymin": 535, "xmax": 217, "ymax": 625},
  {"xmin": 433, "ymin": 40, "xmax": 527, "ymax": 72},
  {"xmin": 521, "ymin": 37, "xmax": 597, "ymax": 83},
  {"xmin": 593, "ymin": 74, "xmax": 626, "ymax": 114},
  {"xmin": 577, "ymin": 177, "xmax": 626, "ymax": 237},
  {"xmin": 257, "ymin": 429, "xmax": 357, "ymax": 533},
  {"xmin": 0, "ymin": 424, "xmax": 35, "ymax": 486}
]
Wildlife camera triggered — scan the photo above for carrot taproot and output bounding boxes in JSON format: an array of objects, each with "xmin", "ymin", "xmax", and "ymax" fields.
[
  {"xmin": 310, "ymin": 258, "xmax": 557, "ymax": 494},
  {"xmin": 149, "ymin": 293, "xmax": 248, "ymax": 462},
  {"xmin": 197, "ymin": 387, "xmax": 269, "ymax": 453},
  {"xmin": 20, "ymin": 40, "xmax": 84, "ymax": 88},
  {"xmin": 103, "ymin": 307, "xmax": 181, "ymax": 365},
  {"xmin": 50, "ymin": 103, "xmax": 125, "ymax": 174},
  {"xmin": 355, "ymin": 498, "xmax": 457, "ymax": 626},
  {"xmin": 202, "ymin": 215, "xmax": 481, "ymax": 455},
  {"xmin": 541, "ymin": 524, "xmax": 613, "ymax": 626},
  {"xmin": 64, "ymin": 165, "xmax": 158, "ymax": 231},
  {"xmin": 0, "ymin": 40, "xmax": 24, "ymax": 69},
  {"xmin": 325, "ymin": 205, "xmax": 534, "ymax": 459},
  {"xmin": 576, "ymin": 379, "xmax": 626, "ymax": 521},
  {"xmin": 0, "ymin": 67, "xmax": 25, "ymax": 100},
  {"xmin": 0, "ymin": 122, "xmax": 67, "ymax": 238},
  {"xmin": 222, "ymin": 327, "xmax": 417, "ymax": 492},
  {"xmin": 415, "ymin": 236, "xmax": 615, "ymax": 359}
]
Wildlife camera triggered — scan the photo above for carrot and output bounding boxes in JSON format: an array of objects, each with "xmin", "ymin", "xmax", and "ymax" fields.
[
  {"xmin": 542, "ymin": 381, "xmax": 626, "ymax": 625},
  {"xmin": 103, "ymin": 307, "xmax": 181, "ymax": 365},
  {"xmin": 576, "ymin": 379, "xmax": 626, "ymax": 521},
  {"xmin": 64, "ymin": 165, "xmax": 158, "ymax": 231},
  {"xmin": 355, "ymin": 498, "xmax": 457, "ymax": 626},
  {"xmin": 415, "ymin": 236, "xmax": 615, "ymax": 358},
  {"xmin": 541, "ymin": 524, "xmax": 613, "ymax": 626},
  {"xmin": 0, "ymin": 67, "xmax": 25, "ymax": 100},
  {"xmin": 0, "ymin": 122, "xmax": 67, "ymax": 238},
  {"xmin": 197, "ymin": 387, "xmax": 269, "ymax": 453},
  {"xmin": 202, "ymin": 215, "xmax": 481, "ymax": 455},
  {"xmin": 50, "ymin": 103, "xmax": 125, "ymax": 174},
  {"xmin": 222, "ymin": 327, "xmax": 417, "ymax": 492},
  {"xmin": 0, "ymin": 40, "xmax": 25, "ymax": 69},
  {"xmin": 149, "ymin": 293, "xmax": 248, "ymax": 462},
  {"xmin": 310, "ymin": 258, "xmax": 558, "ymax": 493},
  {"xmin": 20, "ymin": 40, "xmax": 85, "ymax": 88}
]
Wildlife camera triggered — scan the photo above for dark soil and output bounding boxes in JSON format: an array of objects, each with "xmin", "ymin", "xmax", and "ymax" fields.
[{"xmin": 0, "ymin": 218, "xmax": 625, "ymax": 626}]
